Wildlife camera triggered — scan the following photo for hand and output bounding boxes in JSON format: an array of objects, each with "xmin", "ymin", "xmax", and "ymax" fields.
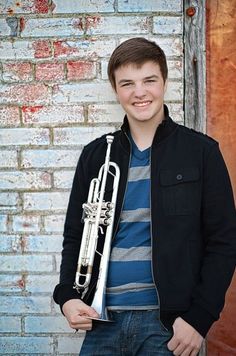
[
  {"xmin": 167, "ymin": 317, "xmax": 203, "ymax": 356},
  {"xmin": 62, "ymin": 299, "xmax": 99, "ymax": 331}
]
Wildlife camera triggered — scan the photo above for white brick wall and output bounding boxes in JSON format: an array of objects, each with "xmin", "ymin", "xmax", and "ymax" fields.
[{"xmin": 0, "ymin": 0, "xmax": 184, "ymax": 354}]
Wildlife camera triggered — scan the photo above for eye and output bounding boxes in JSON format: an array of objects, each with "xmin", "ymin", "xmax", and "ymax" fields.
[
  {"xmin": 145, "ymin": 79, "xmax": 156, "ymax": 83},
  {"xmin": 121, "ymin": 82, "xmax": 133, "ymax": 87}
]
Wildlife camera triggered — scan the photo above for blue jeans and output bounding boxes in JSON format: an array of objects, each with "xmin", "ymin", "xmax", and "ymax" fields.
[{"xmin": 80, "ymin": 310, "xmax": 173, "ymax": 355}]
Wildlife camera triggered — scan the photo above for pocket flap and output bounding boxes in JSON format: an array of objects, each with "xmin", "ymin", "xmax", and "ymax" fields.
[{"xmin": 160, "ymin": 168, "xmax": 199, "ymax": 186}]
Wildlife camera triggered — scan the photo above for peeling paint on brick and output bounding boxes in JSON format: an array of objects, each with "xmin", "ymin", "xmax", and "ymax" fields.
[
  {"xmin": 6, "ymin": 17, "xmax": 18, "ymax": 36},
  {"xmin": 32, "ymin": 40, "xmax": 52, "ymax": 59},
  {"xmin": 34, "ymin": 0, "xmax": 49, "ymax": 14}
]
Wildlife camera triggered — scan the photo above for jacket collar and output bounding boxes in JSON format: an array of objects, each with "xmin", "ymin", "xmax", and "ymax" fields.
[{"xmin": 120, "ymin": 104, "xmax": 178, "ymax": 151}]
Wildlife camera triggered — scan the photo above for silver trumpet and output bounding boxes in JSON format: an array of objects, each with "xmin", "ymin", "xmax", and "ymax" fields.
[{"xmin": 74, "ymin": 135, "xmax": 120, "ymax": 321}]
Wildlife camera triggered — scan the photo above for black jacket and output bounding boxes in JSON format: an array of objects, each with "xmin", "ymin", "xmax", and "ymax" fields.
[{"xmin": 53, "ymin": 106, "xmax": 236, "ymax": 337}]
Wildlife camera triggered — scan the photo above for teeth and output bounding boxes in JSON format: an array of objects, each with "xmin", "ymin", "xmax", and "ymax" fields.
[{"xmin": 134, "ymin": 101, "xmax": 151, "ymax": 107}]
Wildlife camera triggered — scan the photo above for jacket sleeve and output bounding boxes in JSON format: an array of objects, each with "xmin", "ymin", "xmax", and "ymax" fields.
[
  {"xmin": 53, "ymin": 149, "xmax": 89, "ymax": 310},
  {"xmin": 181, "ymin": 142, "xmax": 236, "ymax": 337}
]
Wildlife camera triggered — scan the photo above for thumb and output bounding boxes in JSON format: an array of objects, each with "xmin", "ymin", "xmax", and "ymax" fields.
[{"xmin": 81, "ymin": 303, "xmax": 99, "ymax": 318}]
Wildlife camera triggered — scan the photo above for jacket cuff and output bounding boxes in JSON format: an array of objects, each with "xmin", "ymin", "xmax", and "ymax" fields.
[
  {"xmin": 53, "ymin": 284, "xmax": 81, "ymax": 314},
  {"xmin": 180, "ymin": 303, "xmax": 216, "ymax": 338}
]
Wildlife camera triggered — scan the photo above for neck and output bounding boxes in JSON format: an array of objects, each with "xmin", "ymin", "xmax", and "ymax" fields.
[{"xmin": 129, "ymin": 114, "xmax": 165, "ymax": 151}]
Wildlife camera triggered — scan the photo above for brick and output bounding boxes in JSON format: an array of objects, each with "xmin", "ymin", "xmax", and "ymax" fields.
[
  {"xmin": 2, "ymin": 62, "xmax": 33, "ymax": 82},
  {"xmin": 21, "ymin": 18, "xmax": 84, "ymax": 38},
  {"xmin": 164, "ymin": 81, "xmax": 183, "ymax": 101},
  {"xmin": 119, "ymin": 37, "xmax": 183, "ymax": 58},
  {"xmin": 23, "ymin": 235, "xmax": 63, "ymax": 253},
  {"xmin": 153, "ymin": 16, "xmax": 182, "ymax": 35},
  {"xmin": 0, "ymin": 192, "xmax": 19, "ymax": 211},
  {"xmin": 53, "ymin": 0, "xmax": 115, "ymax": 13},
  {"xmin": 21, "ymin": 149, "xmax": 81, "ymax": 168},
  {"xmin": 22, "ymin": 105, "xmax": 84, "ymax": 125},
  {"xmin": 54, "ymin": 170, "xmax": 74, "ymax": 189},
  {"xmin": 88, "ymin": 104, "xmax": 125, "ymax": 123},
  {"xmin": 0, "ymin": 215, "xmax": 7, "ymax": 232},
  {"xmin": 67, "ymin": 60, "xmax": 96, "ymax": 81},
  {"xmin": 85, "ymin": 16, "xmax": 150, "ymax": 35},
  {"xmin": 58, "ymin": 336, "xmax": 84, "ymax": 354},
  {"xmin": 52, "ymin": 82, "xmax": 116, "ymax": 103},
  {"xmin": 44, "ymin": 215, "xmax": 65, "ymax": 233},
  {"xmin": 117, "ymin": 0, "xmax": 181, "ymax": 12},
  {"xmin": 0, "ymin": 106, "xmax": 20, "ymax": 127},
  {"xmin": 168, "ymin": 103, "xmax": 184, "ymax": 123},
  {"xmin": 1, "ymin": 255, "xmax": 53, "ymax": 272},
  {"xmin": 55, "ymin": 255, "xmax": 61, "ymax": 272},
  {"xmin": 0, "ymin": 337, "xmax": 52, "ymax": 354},
  {"xmin": 23, "ymin": 192, "xmax": 70, "ymax": 211},
  {"xmin": 0, "ymin": 0, "xmax": 50, "ymax": 14},
  {"xmin": 26, "ymin": 274, "xmax": 60, "ymax": 293},
  {"xmin": 0, "ymin": 274, "xmax": 23, "ymax": 293},
  {"xmin": 100, "ymin": 59, "xmax": 182, "ymax": 86},
  {"xmin": 12, "ymin": 215, "xmax": 40, "ymax": 233},
  {"xmin": 0, "ymin": 128, "xmax": 50, "ymax": 146},
  {"xmin": 0, "ymin": 235, "xmax": 21, "ymax": 253},
  {"xmin": 0, "ymin": 171, "xmax": 51, "ymax": 190},
  {"xmin": 53, "ymin": 126, "xmax": 115, "ymax": 146},
  {"xmin": 0, "ymin": 316, "xmax": 21, "ymax": 333},
  {"xmin": 32, "ymin": 39, "xmax": 52, "ymax": 58},
  {"xmin": 53, "ymin": 38, "xmax": 116, "ymax": 58},
  {"xmin": 0, "ymin": 19, "xmax": 12, "ymax": 36},
  {"xmin": 167, "ymin": 60, "xmax": 183, "ymax": 79},
  {"xmin": 0, "ymin": 150, "xmax": 18, "ymax": 167},
  {"xmin": 0, "ymin": 83, "xmax": 49, "ymax": 105},
  {"xmin": 149, "ymin": 37, "xmax": 183, "ymax": 57},
  {"xmin": 25, "ymin": 316, "xmax": 70, "ymax": 333},
  {"xmin": 35, "ymin": 62, "xmax": 65, "ymax": 81},
  {"xmin": 0, "ymin": 40, "xmax": 52, "ymax": 60}
]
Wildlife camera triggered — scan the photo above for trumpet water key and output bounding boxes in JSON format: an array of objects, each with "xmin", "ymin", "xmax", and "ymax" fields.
[{"xmin": 74, "ymin": 135, "xmax": 120, "ymax": 321}]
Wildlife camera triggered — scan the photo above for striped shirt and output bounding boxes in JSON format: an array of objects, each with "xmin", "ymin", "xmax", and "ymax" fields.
[{"xmin": 106, "ymin": 136, "xmax": 158, "ymax": 310}]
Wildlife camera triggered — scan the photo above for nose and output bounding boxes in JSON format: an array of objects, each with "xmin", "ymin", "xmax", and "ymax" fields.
[{"xmin": 134, "ymin": 83, "xmax": 146, "ymax": 98}]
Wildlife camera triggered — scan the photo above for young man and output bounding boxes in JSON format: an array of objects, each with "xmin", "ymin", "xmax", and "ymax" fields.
[{"xmin": 53, "ymin": 38, "xmax": 236, "ymax": 355}]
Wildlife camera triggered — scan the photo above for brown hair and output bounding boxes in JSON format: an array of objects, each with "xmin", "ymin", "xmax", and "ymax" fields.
[{"xmin": 108, "ymin": 37, "xmax": 168, "ymax": 90}]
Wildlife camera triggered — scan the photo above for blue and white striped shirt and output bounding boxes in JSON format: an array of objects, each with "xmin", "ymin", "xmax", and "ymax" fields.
[{"xmin": 106, "ymin": 136, "xmax": 158, "ymax": 310}]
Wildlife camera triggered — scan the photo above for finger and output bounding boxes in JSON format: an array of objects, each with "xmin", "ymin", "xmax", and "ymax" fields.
[
  {"xmin": 73, "ymin": 322, "xmax": 93, "ymax": 331},
  {"xmin": 69, "ymin": 315, "xmax": 93, "ymax": 330},
  {"xmin": 172, "ymin": 344, "xmax": 186, "ymax": 356},
  {"xmin": 80, "ymin": 305, "xmax": 99, "ymax": 319},
  {"xmin": 167, "ymin": 337, "xmax": 179, "ymax": 352}
]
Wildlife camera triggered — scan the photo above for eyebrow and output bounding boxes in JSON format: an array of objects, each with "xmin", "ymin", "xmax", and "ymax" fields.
[{"xmin": 117, "ymin": 75, "xmax": 159, "ymax": 85}]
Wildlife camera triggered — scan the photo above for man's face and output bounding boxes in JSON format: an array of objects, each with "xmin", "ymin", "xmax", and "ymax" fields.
[{"xmin": 114, "ymin": 61, "xmax": 167, "ymax": 126}]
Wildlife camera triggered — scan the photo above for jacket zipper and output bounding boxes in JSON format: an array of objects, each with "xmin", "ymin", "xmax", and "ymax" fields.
[{"xmin": 150, "ymin": 147, "xmax": 168, "ymax": 332}]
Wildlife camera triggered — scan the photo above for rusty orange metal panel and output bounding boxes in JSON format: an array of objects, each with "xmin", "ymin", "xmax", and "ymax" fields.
[{"xmin": 206, "ymin": 0, "xmax": 236, "ymax": 354}]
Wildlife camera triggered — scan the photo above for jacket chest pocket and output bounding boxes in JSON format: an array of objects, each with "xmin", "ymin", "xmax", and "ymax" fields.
[{"xmin": 160, "ymin": 168, "xmax": 200, "ymax": 215}]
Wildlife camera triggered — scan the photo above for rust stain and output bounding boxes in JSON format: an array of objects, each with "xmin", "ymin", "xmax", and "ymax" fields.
[
  {"xmin": 17, "ymin": 278, "xmax": 25, "ymax": 289},
  {"xmin": 206, "ymin": 0, "xmax": 236, "ymax": 354},
  {"xmin": 7, "ymin": 8, "xmax": 14, "ymax": 15},
  {"xmin": 19, "ymin": 17, "xmax": 25, "ymax": 33},
  {"xmin": 186, "ymin": 7, "xmax": 196, "ymax": 17}
]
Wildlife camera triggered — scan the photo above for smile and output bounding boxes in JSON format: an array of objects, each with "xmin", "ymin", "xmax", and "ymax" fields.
[{"xmin": 133, "ymin": 101, "xmax": 152, "ymax": 107}]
